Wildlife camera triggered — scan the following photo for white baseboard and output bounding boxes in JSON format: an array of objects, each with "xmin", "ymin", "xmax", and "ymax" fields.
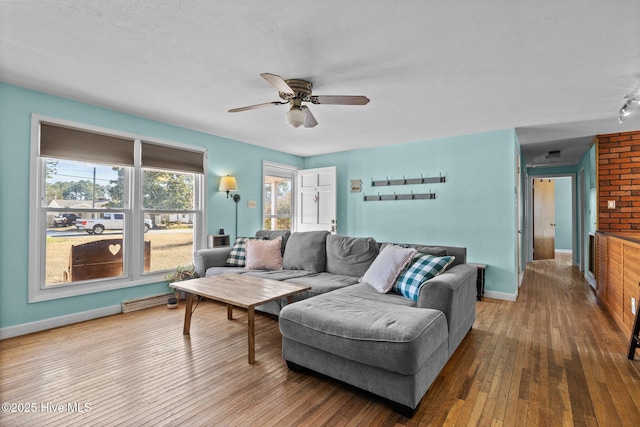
[
  {"xmin": 555, "ymin": 249, "xmax": 572, "ymax": 253},
  {"xmin": 0, "ymin": 305, "xmax": 121, "ymax": 340},
  {"xmin": 483, "ymin": 290, "xmax": 518, "ymax": 302}
]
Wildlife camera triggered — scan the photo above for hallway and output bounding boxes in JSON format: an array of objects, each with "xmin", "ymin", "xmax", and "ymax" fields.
[{"xmin": 454, "ymin": 254, "xmax": 640, "ymax": 425}]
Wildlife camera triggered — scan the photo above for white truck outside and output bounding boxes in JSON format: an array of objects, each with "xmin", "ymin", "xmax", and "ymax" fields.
[{"xmin": 76, "ymin": 213, "xmax": 153, "ymax": 234}]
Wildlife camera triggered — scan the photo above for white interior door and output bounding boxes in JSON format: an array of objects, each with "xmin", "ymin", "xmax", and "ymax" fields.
[{"xmin": 296, "ymin": 166, "xmax": 336, "ymax": 232}]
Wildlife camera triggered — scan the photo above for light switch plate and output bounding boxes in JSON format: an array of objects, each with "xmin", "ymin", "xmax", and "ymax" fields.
[
  {"xmin": 247, "ymin": 200, "xmax": 256, "ymax": 209},
  {"xmin": 607, "ymin": 200, "xmax": 616, "ymax": 209}
]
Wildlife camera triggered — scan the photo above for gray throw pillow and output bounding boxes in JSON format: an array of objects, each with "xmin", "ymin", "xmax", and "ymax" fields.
[
  {"xmin": 326, "ymin": 234, "xmax": 379, "ymax": 277},
  {"xmin": 282, "ymin": 230, "xmax": 330, "ymax": 272},
  {"xmin": 255, "ymin": 229, "xmax": 291, "ymax": 255}
]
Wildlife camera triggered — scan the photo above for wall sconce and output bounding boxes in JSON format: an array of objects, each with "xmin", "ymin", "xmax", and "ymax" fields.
[
  {"xmin": 219, "ymin": 175, "xmax": 241, "ymax": 236},
  {"xmin": 219, "ymin": 175, "xmax": 238, "ymax": 199}
]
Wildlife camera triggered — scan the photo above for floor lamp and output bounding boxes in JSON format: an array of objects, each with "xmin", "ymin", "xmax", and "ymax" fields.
[{"xmin": 219, "ymin": 175, "xmax": 241, "ymax": 237}]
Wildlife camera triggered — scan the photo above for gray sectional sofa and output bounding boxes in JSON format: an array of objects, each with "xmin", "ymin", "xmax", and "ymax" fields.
[{"xmin": 193, "ymin": 230, "xmax": 477, "ymax": 417}]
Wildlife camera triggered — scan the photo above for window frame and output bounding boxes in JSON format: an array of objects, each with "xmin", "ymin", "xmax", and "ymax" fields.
[
  {"xmin": 28, "ymin": 114, "xmax": 207, "ymax": 302},
  {"xmin": 262, "ymin": 161, "xmax": 298, "ymax": 232}
]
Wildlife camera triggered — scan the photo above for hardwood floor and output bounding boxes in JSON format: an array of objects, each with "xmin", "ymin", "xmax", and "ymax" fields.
[{"xmin": 1, "ymin": 256, "xmax": 639, "ymax": 426}]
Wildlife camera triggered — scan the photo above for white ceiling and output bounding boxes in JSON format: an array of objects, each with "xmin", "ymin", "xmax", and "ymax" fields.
[{"xmin": 1, "ymin": 1, "xmax": 639, "ymax": 167}]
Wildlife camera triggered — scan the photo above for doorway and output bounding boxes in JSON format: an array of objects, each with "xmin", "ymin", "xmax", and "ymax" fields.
[
  {"xmin": 533, "ymin": 178, "xmax": 556, "ymax": 260},
  {"xmin": 528, "ymin": 175, "xmax": 576, "ymax": 265}
]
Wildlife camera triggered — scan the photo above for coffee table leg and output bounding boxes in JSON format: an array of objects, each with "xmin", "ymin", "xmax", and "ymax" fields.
[
  {"xmin": 248, "ymin": 307, "xmax": 255, "ymax": 364},
  {"xmin": 227, "ymin": 304, "xmax": 233, "ymax": 320},
  {"xmin": 183, "ymin": 292, "xmax": 194, "ymax": 335}
]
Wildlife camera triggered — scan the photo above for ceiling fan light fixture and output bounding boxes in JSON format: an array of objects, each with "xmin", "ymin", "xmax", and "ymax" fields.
[{"xmin": 286, "ymin": 106, "xmax": 306, "ymax": 128}]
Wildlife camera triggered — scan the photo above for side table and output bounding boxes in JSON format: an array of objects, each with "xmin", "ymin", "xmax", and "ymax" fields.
[
  {"xmin": 208, "ymin": 234, "xmax": 230, "ymax": 248},
  {"xmin": 468, "ymin": 263, "xmax": 486, "ymax": 301}
]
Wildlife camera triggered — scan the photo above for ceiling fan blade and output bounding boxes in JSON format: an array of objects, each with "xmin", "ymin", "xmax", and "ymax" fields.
[
  {"xmin": 311, "ymin": 95, "xmax": 370, "ymax": 105},
  {"xmin": 301, "ymin": 106, "xmax": 318, "ymax": 128},
  {"xmin": 260, "ymin": 73, "xmax": 294, "ymax": 94},
  {"xmin": 228, "ymin": 101, "xmax": 285, "ymax": 113}
]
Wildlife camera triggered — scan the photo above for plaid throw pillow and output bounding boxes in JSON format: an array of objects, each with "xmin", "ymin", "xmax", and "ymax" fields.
[
  {"xmin": 225, "ymin": 237, "xmax": 266, "ymax": 267},
  {"xmin": 393, "ymin": 254, "xmax": 455, "ymax": 301}
]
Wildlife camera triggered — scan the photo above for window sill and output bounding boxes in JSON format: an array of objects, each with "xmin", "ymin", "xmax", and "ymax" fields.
[{"xmin": 29, "ymin": 272, "xmax": 169, "ymax": 303}]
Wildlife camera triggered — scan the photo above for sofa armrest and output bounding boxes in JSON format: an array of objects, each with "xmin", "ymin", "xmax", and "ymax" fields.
[
  {"xmin": 416, "ymin": 263, "xmax": 476, "ymax": 331},
  {"xmin": 193, "ymin": 247, "xmax": 232, "ymax": 277}
]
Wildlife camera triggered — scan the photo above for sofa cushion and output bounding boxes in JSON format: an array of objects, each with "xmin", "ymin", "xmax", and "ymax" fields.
[
  {"xmin": 242, "ymin": 269, "xmax": 316, "ymax": 281},
  {"xmin": 381, "ymin": 242, "xmax": 447, "ymax": 257},
  {"xmin": 326, "ymin": 235, "xmax": 379, "ymax": 277},
  {"xmin": 282, "ymin": 230, "xmax": 330, "ymax": 273},
  {"xmin": 244, "ymin": 237, "xmax": 283, "ymax": 270},
  {"xmin": 205, "ymin": 266, "xmax": 254, "ymax": 276},
  {"xmin": 279, "ymin": 283, "xmax": 448, "ymax": 375},
  {"xmin": 393, "ymin": 254, "xmax": 456, "ymax": 301},
  {"xmin": 255, "ymin": 230, "xmax": 291, "ymax": 255},
  {"xmin": 360, "ymin": 244, "xmax": 417, "ymax": 293},
  {"xmin": 283, "ymin": 272, "xmax": 360, "ymax": 297},
  {"xmin": 225, "ymin": 237, "xmax": 266, "ymax": 267}
]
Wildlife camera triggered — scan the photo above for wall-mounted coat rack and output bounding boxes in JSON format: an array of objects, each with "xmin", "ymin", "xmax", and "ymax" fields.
[
  {"xmin": 371, "ymin": 174, "xmax": 445, "ymax": 187},
  {"xmin": 364, "ymin": 191, "xmax": 436, "ymax": 201}
]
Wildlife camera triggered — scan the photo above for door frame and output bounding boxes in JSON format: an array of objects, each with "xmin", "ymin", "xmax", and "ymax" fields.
[
  {"xmin": 262, "ymin": 161, "xmax": 300, "ymax": 231},
  {"xmin": 578, "ymin": 168, "xmax": 586, "ymax": 273},
  {"xmin": 525, "ymin": 173, "xmax": 577, "ymax": 266}
]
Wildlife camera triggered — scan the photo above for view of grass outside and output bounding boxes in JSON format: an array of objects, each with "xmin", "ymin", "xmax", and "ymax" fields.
[{"xmin": 46, "ymin": 227, "xmax": 193, "ymax": 286}]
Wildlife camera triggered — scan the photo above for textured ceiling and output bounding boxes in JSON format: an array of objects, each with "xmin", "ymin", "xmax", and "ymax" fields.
[{"xmin": 1, "ymin": 0, "xmax": 639, "ymax": 166}]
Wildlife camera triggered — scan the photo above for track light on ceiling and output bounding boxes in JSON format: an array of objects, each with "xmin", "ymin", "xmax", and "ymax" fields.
[{"xmin": 618, "ymin": 92, "xmax": 640, "ymax": 124}]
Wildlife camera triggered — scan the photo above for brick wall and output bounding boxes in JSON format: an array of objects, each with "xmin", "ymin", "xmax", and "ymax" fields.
[{"xmin": 598, "ymin": 130, "xmax": 640, "ymax": 231}]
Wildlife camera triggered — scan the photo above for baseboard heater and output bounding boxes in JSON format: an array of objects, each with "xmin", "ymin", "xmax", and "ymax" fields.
[{"xmin": 121, "ymin": 293, "xmax": 173, "ymax": 313}]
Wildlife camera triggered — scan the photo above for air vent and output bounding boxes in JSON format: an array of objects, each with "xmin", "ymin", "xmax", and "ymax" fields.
[{"xmin": 545, "ymin": 150, "xmax": 561, "ymax": 159}]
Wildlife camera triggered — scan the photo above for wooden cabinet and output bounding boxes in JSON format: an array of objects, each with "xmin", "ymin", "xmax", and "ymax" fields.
[
  {"xmin": 595, "ymin": 232, "xmax": 640, "ymax": 336},
  {"xmin": 596, "ymin": 233, "xmax": 607, "ymax": 301},
  {"xmin": 623, "ymin": 244, "xmax": 640, "ymax": 333}
]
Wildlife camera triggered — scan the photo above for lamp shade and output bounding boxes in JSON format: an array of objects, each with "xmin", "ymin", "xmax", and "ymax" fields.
[
  {"xmin": 286, "ymin": 106, "xmax": 306, "ymax": 128},
  {"xmin": 219, "ymin": 175, "xmax": 238, "ymax": 193}
]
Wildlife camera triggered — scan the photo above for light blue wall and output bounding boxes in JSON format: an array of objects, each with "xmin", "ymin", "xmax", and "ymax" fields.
[
  {"xmin": 0, "ymin": 83, "xmax": 303, "ymax": 330},
  {"xmin": 304, "ymin": 130, "xmax": 519, "ymax": 296},
  {"xmin": 0, "ymin": 82, "xmax": 522, "ymax": 333},
  {"xmin": 554, "ymin": 177, "xmax": 572, "ymax": 250}
]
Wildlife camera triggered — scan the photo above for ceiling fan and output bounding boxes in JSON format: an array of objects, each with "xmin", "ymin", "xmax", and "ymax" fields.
[{"xmin": 229, "ymin": 73, "xmax": 370, "ymax": 128}]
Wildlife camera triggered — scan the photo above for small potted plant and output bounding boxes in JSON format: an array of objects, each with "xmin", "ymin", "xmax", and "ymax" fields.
[{"xmin": 165, "ymin": 264, "xmax": 198, "ymax": 308}]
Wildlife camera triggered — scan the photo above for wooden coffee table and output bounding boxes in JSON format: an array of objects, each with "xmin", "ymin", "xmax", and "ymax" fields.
[{"xmin": 170, "ymin": 274, "xmax": 310, "ymax": 364}]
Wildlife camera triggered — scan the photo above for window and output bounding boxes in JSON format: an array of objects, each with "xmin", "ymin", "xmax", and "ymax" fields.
[
  {"xmin": 29, "ymin": 116, "xmax": 206, "ymax": 302},
  {"xmin": 263, "ymin": 162, "xmax": 297, "ymax": 231}
]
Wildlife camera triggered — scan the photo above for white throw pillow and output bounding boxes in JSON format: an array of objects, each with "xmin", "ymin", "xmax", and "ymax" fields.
[
  {"xmin": 244, "ymin": 237, "xmax": 283, "ymax": 270},
  {"xmin": 360, "ymin": 244, "xmax": 417, "ymax": 293}
]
